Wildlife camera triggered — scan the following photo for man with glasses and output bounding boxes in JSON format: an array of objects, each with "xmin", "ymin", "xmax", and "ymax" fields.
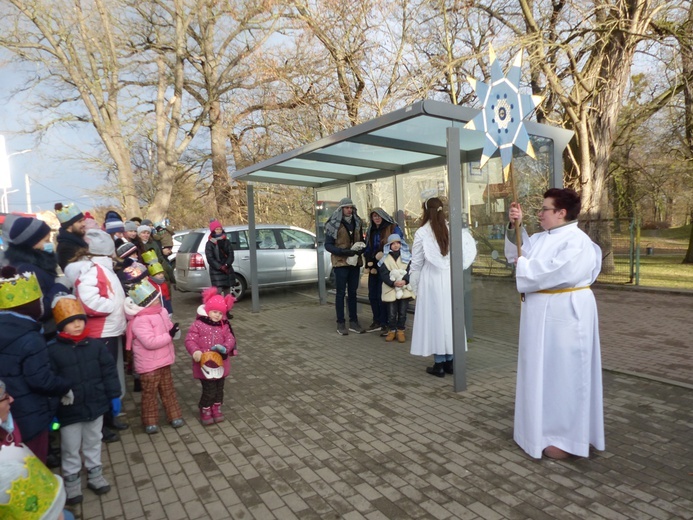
[{"xmin": 505, "ymin": 188, "xmax": 605, "ymax": 461}]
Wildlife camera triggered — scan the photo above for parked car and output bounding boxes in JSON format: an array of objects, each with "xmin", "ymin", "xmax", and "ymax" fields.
[
  {"xmin": 175, "ymin": 224, "xmax": 333, "ymax": 300},
  {"xmin": 167, "ymin": 230, "xmax": 189, "ymax": 268}
]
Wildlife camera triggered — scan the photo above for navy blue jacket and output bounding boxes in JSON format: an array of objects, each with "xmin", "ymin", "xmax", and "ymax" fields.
[
  {"xmin": 0, "ymin": 312, "xmax": 72, "ymax": 441},
  {"xmin": 48, "ymin": 335, "xmax": 121, "ymax": 427}
]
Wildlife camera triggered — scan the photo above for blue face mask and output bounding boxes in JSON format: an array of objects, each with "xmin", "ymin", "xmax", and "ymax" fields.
[
  {"xmin": 43, "ymin": 242, "xmax": 55, "ymax": 253},
  {"xmin": 1, "ymin": 412, "xmax": 14, "ymax": 434}
]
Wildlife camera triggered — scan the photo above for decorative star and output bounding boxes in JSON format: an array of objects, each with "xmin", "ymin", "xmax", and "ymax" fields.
[{"xmin": 465, "ymin": 45, "xmax": 543, "ymax": 173}]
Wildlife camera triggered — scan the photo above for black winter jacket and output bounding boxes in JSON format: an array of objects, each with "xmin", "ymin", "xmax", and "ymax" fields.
[
  {"xmin": 48, "ymin": 335, "xmax": 121, "ymax": 427},
  {"xmin": 56, "ymin": 227, "xmax": 88, "ymax": 271},
  {"xmin": 0, "ymin": 312, "xmax": 72, "ymax": 441},
  {"xmin": 205, "ymin": 237, "xmax": 235, "ymax": 288}
]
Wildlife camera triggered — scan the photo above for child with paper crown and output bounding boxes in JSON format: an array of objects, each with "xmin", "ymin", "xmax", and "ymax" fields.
[
  {"xmin": 377, "ymin": 234, "xmax": 415, "ymax": 343},
  {"xmin": 124, "ymin": 278, "xmax": 184, "ymax": 434},
  {"xmin": 184, "ymin": 288, "xmax": 237, "ymax": 425},
  {"xmin": 47, "ymin": 294, "xmax": 122, "ymax": 505},
  {"xmin": 0, "ymin": 266, "xmax": 72, "ymax": 464},
  {"xmin": 141, "ymin": 250, "xmax": 173, "ymax": 315}
]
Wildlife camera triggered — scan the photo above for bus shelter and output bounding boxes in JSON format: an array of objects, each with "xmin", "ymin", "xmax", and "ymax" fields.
[{"xmin": 232, "ymin": 99, "xmax": 573, "ymax": 391}]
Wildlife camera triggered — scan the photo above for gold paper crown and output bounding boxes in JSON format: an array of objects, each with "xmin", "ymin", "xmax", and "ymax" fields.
[
  {"xmin": 148, "ymin": 262, "xmax": 164, "ymax": 276},
  {"xmin": 0, "ymin": 272, "xmax": 42, "ymax": 310},
  {"xmin": 0, "ymin": 454, "xmax": 60, "ymax": 519},
  {"xmin": 52, "ymin": 295, "xmax": 86, "ymax": 326}
]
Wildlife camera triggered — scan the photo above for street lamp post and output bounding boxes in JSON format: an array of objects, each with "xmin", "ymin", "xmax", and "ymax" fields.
[{"xmin": 0, "ymin": 142, "xmax": 32, "ymax": 213}]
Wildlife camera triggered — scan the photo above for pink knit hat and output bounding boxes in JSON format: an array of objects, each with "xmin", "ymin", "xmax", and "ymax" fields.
[
  {"xmin": 202, "ymin": 287, "xmax": 235, "ymax": 315},
  {"xmin": 209, "ymin": 219, "xmax": 222, "ymax": 233}
]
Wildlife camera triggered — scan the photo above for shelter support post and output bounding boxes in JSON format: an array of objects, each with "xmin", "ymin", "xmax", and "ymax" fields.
[
  {"xmin": 447, "ymin": 126, "xmax": 467, "ymax": 392},
  {"xmin": 247, "ymin": 182, "xmax": 260, "ymax": 313},
  {"xmin": 315, "ymin": 196, "xmax": 327, "ymax": 305}
]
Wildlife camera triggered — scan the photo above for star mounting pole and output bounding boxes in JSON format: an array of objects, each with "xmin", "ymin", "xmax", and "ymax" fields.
[{"xmin": 464, "ymin": 45, "xmax": 543, "ymax": 257}]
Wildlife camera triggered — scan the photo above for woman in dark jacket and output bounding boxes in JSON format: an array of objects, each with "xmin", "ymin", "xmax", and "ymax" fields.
[
  {"xmin": 1, "ymin": 216, "xmax": 69, "ymax": 338},
  {"xmin": 205, "ymin": 219, "xmax": 235, "ymax": 295}
]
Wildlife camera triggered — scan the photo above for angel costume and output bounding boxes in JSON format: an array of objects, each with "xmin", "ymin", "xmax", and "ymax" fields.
[
  {"xmin": 409, "ymin": 224, "xmax": 476, "ymax": 357},
  {"xmin": 505, "ymin": 221, "xmax": 605, "ymax": 459}
]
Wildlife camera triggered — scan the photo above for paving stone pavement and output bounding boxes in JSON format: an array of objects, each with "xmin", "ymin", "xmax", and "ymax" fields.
[{"xmin": 66, "ymin": 282, "xmax": 692, "ymax": 520}]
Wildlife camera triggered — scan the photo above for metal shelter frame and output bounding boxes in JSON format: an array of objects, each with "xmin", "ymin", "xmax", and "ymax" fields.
[{"xmin": 232, "ymin": 99, "xmax": 573, "ymax": 391}]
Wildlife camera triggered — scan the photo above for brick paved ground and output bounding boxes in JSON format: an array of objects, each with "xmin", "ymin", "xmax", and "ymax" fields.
[{"xmin": 66, "ymin": 283, "xmax": 692, "ymax": 520}]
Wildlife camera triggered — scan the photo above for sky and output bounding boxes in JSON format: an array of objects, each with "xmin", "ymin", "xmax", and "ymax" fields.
[{"xmin": 0, "ymin": 59, "xmax": 113, "ymax": 216}]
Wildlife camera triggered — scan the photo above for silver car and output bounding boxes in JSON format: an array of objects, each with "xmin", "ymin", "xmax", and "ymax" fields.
[{"xmin": 174, "ymin": 224, "xmax": 333, "ymax": 300}]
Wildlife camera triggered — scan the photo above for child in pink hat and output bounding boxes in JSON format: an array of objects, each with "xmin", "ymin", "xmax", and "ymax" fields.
[{"xmin": 184, "ymin": 288, "xmax": 237, "ymax": 425}]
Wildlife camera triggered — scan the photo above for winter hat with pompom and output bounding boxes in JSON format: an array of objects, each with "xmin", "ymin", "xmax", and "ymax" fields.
[
  {"xmin": 209, "ymin": 220, "xmax": 223, "ymax": 233},
  {"xmin": 202, "ymin": 287, "xmax": 235, "ymax": 315}
]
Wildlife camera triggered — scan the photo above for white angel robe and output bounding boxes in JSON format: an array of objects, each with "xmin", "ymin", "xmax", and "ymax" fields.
[
  {"xmin": 409, "ymin": 223, "xmax": 476, "ymax": 357},
  {"xmin": 505, "ymin": 221, "xmax": 605, "ymax": 458}
]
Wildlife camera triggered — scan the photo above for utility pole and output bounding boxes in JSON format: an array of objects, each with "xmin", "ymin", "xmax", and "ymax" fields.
[{"xmin": 26, "ymin": 175, "xmax": 32, "ymax": 213}]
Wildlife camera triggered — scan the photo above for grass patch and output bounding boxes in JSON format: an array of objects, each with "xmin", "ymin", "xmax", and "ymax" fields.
[
  {"xmin": 640, "ymin": 224, "xmax": 691, "ymax": 241},
  {"xmin": 633, "ymin": 255, "xmax": 693, "ymax": 290}
]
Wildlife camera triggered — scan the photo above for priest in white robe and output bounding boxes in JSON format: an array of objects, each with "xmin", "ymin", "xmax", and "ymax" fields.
[{"xmin": 505, "ymin": 188, "xmax": 605, "ymax": 460}]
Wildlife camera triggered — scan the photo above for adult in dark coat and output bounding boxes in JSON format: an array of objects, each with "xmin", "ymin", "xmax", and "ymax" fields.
[
  {"xmin": 2, "ymin": 216, "xmax": 70, "ymax": 337},
  {"xmin": 0, "ymin": 266, "xmax": 72, "ymax": 462},
  {"xmin": 205, "ymin": 219, "xmax": 235, "ymax": 295},
  {"xmin": 54, "ymin": 202, "xmax": 88, "ymax": 271}
]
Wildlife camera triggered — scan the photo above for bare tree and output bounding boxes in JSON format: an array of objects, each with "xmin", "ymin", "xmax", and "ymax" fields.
[{"xmin": 0, "ymin": 0, "xmax": 141, "ymax": 215}]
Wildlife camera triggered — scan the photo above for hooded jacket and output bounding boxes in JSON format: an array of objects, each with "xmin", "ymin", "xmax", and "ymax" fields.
[
  {"xmin": 184, "ymin": 305, "xmax": 237, "ymax": 380},
  {"xmin": 64, "ymin": 256, "xmax": 127, "ymax": 338},
  {"xmin": 48, "ymin": 334, "xmax": 121, "ymax": 427},
  {"xmin": 0, "ymin": 312, "xmax": 71, "ymax": 441},
  {"xmin": 124, "ymin": 298, "xmax": 176, "ymax": 374}
]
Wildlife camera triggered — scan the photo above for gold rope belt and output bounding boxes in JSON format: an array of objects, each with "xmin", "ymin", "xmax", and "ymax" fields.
[{"xmin": 536, "ymin": 286, "xmax": 591, "ymax": 294}]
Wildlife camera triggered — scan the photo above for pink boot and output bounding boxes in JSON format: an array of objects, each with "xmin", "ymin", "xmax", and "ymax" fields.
[
  {"xmin": 211, "ymin": 403, "xmax": 225, "ymax": 423},
  {"xmin": 200, "ymin": 407, "xmax": 214, "ymax": 426}
]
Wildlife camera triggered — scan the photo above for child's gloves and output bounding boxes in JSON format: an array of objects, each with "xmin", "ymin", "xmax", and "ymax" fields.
[
  {"xmin": 60, "ymin": 390, "xmax": 74, "ymax": 406},
  {"xmin": 211, "ymin": 344, "xmax": 227, "ymax": 355},
  {"xmin": 169, "ymin": 323, "xmax": 180, "ymax": 337},
  {"xmin": 192, "ymin": 351, "xmax": 202, "ymax": 362},
  {"xmin": 111, "ymin": 398, "xmax": 122, "ymax": 416},
  {"xmin": 231, "ymin": 348, "xmax": 238, "ymax": 357}
]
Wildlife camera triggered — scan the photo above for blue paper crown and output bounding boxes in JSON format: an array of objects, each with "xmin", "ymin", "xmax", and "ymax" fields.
[
  {"xmin": 128, "ymin": 279, "xmax": 158, "ymax": 306},
  {"xmin": 55, "ymin": 204, "xmax": 83, "ymax": 225}
]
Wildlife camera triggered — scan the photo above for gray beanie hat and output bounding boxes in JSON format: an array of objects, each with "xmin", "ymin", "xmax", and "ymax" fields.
[
  {"xmin": 137, "ymin": 225, "xmax": 151, "ymax": 235},
  {"xmin": 124, "ymin": 221, "xmax": 138, "ymax": 232},
  {"xmin": 85, "ymin": 229, "xmax": 116, "ymax": 257}
]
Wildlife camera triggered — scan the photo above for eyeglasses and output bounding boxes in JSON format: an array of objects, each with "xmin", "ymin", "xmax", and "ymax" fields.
[{"xmin": 538, "ymin": 207, "xmax": 558, "ymax": 214}]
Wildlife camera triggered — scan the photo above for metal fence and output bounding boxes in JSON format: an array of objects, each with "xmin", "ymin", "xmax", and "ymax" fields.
[{"xmin": 469, "ymin": 219, "xmax": 687, "ymax": 285}]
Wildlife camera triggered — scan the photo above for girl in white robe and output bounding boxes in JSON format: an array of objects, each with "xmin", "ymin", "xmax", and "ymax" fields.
[
  {"xmin": 505, "ymin": 188, "xmax": 605, "ymax": 459},
  {"xmin": 409, "ymin": 197, "xmax": 476, "ymax": 376}
]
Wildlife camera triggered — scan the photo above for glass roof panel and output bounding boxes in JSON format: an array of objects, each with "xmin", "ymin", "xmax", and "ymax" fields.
[
  {"xmin": 282, "ymin": 158, "xmax": 373, "ymax": 175},
  {"xmin": 373, "ymin": 116, "xmax": 486, "ymax": 151},
  {"xmin": 253, "ymin": 172, "xmax": 343, "ymax": 183},
  {"xmin": 318, "ymin": 140, "xmax": 439, "ymax": 164}
]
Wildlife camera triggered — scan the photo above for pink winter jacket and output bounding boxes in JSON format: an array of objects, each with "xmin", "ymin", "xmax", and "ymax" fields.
[
  {"xmin": 124, "ymin": 299, "xmax": 176, "ymax": 375},
  {"xmin": 184, "ymin": 305, "xmax": 237, "ymax": 380}
]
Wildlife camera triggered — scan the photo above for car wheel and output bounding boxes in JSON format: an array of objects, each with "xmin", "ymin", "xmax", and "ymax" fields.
[{"xmin": 230, "ymin": 275, "xmax": 247, "ymax": 301}]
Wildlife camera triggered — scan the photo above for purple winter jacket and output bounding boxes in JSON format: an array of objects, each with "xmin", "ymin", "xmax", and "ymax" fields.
[{"xmin": 184, "ymin": 306, "xmax": 237, "ymax": 380}]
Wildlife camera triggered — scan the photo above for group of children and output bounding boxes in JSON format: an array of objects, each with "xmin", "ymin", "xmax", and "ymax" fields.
[{"xmin": 0, "ymin": 259, "xmax": 239, "ymax": 506}]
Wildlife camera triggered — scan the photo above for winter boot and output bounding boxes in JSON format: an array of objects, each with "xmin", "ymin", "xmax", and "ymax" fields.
[
  {"xmin": 86, "ymin": 466, "xmax": 111, "ymax": 495},
  {"xmin": 396, "ymin": 330, "xmax": 406, "ymax": 343},
  {"xmin": 64, "ymin": 474, "xmax": 83, "ymax": 505},
  {"xmin": 443, "ymin": 360, "xmax": 454, "ymax": 374},
  {"xmin": 426, "ymin": 362, "xmax": 445, "ymax": 378},
  {"xmin": 211, "ymin": 403, "xmax": 225, "ymax": 423},
  {"xmin": 385, "ymin": 330, "xmax": 396, "ymax": 342},
  {"xmin": 200, "ymin": 407, "xmax": 214, "ymax": 426}
]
